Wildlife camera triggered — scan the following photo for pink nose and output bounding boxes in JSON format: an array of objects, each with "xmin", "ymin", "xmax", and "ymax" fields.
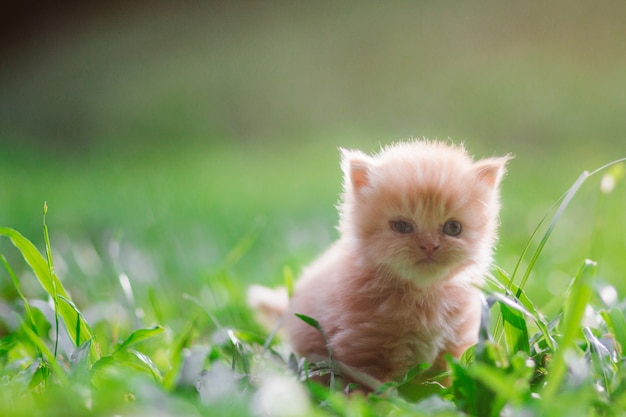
[{"xmin": 420, "ymin": 242, "xmax": 440, "ymax": 256}]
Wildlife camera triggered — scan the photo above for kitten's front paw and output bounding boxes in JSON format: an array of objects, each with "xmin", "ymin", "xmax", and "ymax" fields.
[{"xmin": 246, "ymin": 284, "xmax": 289, "ymax": 329}]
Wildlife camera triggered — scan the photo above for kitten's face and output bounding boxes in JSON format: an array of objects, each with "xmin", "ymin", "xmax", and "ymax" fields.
[{"xmin": 339, "ymin": 141, "xmax": 509, "ymax": 287}]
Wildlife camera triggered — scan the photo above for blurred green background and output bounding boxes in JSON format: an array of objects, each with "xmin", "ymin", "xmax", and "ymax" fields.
[{"xmin": 1, "ymin": 1, "xmax": 625, "ymax": 328}]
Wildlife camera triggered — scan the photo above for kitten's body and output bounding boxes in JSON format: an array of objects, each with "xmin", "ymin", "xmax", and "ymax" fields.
[
  {"xmin": 254, "ymin": 140, "xmax": 509, "ymax": 389},
  {"xmin": 285, "ymin": 240, "xmax": 483, "ymax": 384}
]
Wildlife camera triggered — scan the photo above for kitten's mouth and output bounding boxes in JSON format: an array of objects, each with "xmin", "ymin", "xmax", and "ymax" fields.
[{"xmin": 416, "ymin": 257, "xmax": 438, "ymax": 266}]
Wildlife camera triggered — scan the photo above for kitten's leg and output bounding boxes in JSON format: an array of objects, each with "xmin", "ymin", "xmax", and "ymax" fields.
[
  {"xmin": 430, "ymin": 291, "xmax": 483, "ymax": 387},
  {"xmin": 246, "ymin": 285, "xmax": 289, "ymax": 330}
]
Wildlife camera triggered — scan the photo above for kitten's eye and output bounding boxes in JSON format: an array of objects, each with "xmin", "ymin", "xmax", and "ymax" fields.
[
  {"xmin": 389, "ymin": 220, "xmax": 414, "ymax": 234},
  {"xmin": 443, "ymin": 220, "xmax": 462, "ymax": 236}
]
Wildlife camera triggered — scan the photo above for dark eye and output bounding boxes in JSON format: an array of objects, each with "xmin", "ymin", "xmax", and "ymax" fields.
[
  {"xmin": 389, "ymin": 220, "xmax": 414, "ymax": 234},
  {"xmin": 443, "ymin": 220, "xmax": 462, "ymax": 236}
]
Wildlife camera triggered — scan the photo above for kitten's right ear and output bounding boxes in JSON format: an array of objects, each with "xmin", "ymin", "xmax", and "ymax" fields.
[
  {"xmin": 340, "ymin": 148, "xmax": 373, "ymax": 192},
  {"xmin": 474, "ymin": 155, "xmax": 513, "ymax": 188}
]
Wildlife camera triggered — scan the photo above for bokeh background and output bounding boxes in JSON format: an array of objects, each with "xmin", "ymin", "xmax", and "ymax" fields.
[{"xmin": 1, "ymin": 1, "xmax": 625, "ymax": 328}]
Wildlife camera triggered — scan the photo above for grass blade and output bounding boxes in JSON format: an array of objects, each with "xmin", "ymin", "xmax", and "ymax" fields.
[
  {"xmin": 162, "ymin": 317, "xmax": 197, "ymax": 390},
  {"xmin": 601, "ymin": 308, "xmax": 626, "ymax": 360},
  {"xmin": 126, "ymin": 348, "xmax": 163, "ymax": 383},
  {"xmin": 295, "ymin": 313, "xmax": 322, "ymax": 332},
  {"xmin": 15, "ymin": 315, "xmax": 69, "ymax": 385},
  {"xmin": 543, "ymin": 259, "xmax": 597, "ymax": 399},
  {"xmin": 1, "ymin": 254, "xmax": 38, "ymax": 333},
  {"xmin": 113, "ymin": 325, "xmax": 165, "ymax": 355},
  {"xmin": 583, "ymin": 327, "xmax": 615, "ymax": 394},
  {"xmin": 0, "ymin": 226, "xmax": 99, "ymax": 363},
  {"xmin": 490, "ymin": 268, "xmax": 556, "ymax": 351},
  {"xmin": 42, "ymin": 203, "xmax": 61, "ymax": 358},
  {"xmin": 219, "ymin": 222, "xmax": 264, "ymax": 271},
  {"xmin": 516, "ymin": 171, "xmax": 589, "ymax": 294},
  {"xmin": 108, "ymin": 349, "xmax": 163, "ymax": 383},
  {"xmin": 295, "ymin": 313, "xmax": 337, "ymax": 390},
  {"xmin": 499, "ymin": 301, "xmax": 530, "ymax": 356},
  {"xmin": 70, "ymin": 340, "xmax": 93, "ymax": 379},
  {"xmin": 0, "ymin": 227, "xmax": 67, "ymax": 298}
]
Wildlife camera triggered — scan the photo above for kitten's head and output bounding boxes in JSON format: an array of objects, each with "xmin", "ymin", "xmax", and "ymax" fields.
[{"xmin": 338, "ymin": 140, "xmax": 510, "ymax": 287}]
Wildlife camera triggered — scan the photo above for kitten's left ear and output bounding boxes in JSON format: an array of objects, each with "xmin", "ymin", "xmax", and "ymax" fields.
[
  {"xmin": 340, "ymin": 148, "xmax": 373, "ymax": 192},
  {"xmin": 474, "ymin": 155, "xmax": 513, "ymax": 188}
]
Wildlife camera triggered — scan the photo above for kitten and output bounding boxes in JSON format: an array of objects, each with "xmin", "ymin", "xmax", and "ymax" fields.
[{"xmin": 250, "ymin": 140, "xmax": 509, "ymax": 390}]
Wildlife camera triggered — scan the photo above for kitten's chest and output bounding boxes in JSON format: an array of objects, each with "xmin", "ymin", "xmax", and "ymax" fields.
[{"xmin": 371, "ymin": 289, "xmax": 462, "ymax": 369}]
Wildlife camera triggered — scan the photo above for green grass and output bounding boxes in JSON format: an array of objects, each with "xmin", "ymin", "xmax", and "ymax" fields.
[{"xmin": 1, "ymin": 148, "xmax": 626, "ymax": 416}]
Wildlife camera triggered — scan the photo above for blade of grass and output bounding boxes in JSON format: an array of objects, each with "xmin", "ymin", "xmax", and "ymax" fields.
[
  {"xmin": 0, "ymin": 227, "xmax": 68, "ymax": 307},
  {"xmin": 70, "ymin": 340, "xmax": 92, "ymax": 379},
  {"xmin": 42, "ymin": 203, "xmax": 61, "ymax": 358},
  {"xmin": 112, "ymin": 325, "xmax": 165, "ymax": 355},
  {"xmin": 283, "ymin": 265, "xmax": 295, "ymax": 297},
  {"xmin": 542, "ymin": 259, "xmax": 596, "ymax": 399},
  {"xmin": 128, "ymin": 348, "xmax": 163, "ymax": 383},
  {"xmin": 466, "ymin": 352, "xmax": 534, "ymax": 416},
  {"xmin": 601, "ymin": 308, "xmax": 626, "ymax": 359},
  {"xmin": 499, "ymin": 302, "xmax": 530, "ymax": 356},
  {"xmin": 0, "ymin": 226, "xmax": 99, "ymax": 363},
  {"xmin": 507, "ymin": 207, "xmax": 553, "ymax": 290},
  {"xmin": 1, "ymin": 254, "xmax": 38, "ymax": 332},
  {"xmin": 219, "ymin": 220, "xmax": 264, "ymax": 271},
  {"xmin": 590, "ymin": 163, "xmax": 624, "ymax": 272},
  {"xmin": 183, "ymin": 293, "xmax": 224, "ymax": 331},
  {"xmin": 162, "ymin": 316, "xmax": 197, "ymax": 390},
  {"xmin": 147, "ymin": 287, "xmax": 164, "ymax": 325},
  {"xmin": 226, "ymin": 329, "xmax": 250, "ymax": 375},
  {"xmin": 15, "ymin": 314, "xmax": 69, "ymax": 385},
  {"xmin": 295, "ymin": 313, "xmax": 336, "ymax": 391},
  {"xmin": 109, "ymin": 349, "xmax": 163, "ymax": 383},
  {"xmin": 57, "ymin": 295, "xmax": 86, "ymax": 347},
  {"xmin": 490, "ymin": 268, "xmax": 556, "ymax": 350},
  {"xmin": 118, "ymin": 272, "xmax": 141, "ymax": 328},
  {"xmin": 582, "ymin": 327, "xmax": 615, "ymax": 394},
  {"xmin": 516, "ymin": 171, "xmax": 589, "ymax": 294}
]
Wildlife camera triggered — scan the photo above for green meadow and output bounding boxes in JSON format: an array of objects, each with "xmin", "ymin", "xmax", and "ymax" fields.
[{"xmin": 1, "ymin": 2, "xmax": 626, "ymax": 415}]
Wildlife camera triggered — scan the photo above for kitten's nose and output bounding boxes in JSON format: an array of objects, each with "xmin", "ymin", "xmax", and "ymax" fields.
[{"xmin": 419, "ymin": 241, "xmax": 440, "ymax": 256}]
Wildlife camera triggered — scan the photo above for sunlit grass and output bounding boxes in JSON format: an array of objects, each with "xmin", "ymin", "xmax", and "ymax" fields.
[{"xmin": 1, "ymin": 157, "xmax": 626, "ymax": 416}]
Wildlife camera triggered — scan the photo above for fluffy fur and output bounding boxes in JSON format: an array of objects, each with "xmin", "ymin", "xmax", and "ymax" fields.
[{"xmin": 254, "ymin": 140, "xmax": 510, "ymax": 390}]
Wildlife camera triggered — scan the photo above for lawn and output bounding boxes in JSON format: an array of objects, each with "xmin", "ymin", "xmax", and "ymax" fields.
[{"xmin": 1, "ymin": 1, "xmax": 626, "ymax": 416}]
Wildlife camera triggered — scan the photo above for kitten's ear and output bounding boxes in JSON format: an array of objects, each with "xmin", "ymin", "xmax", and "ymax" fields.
[
  {"xmin": 340, "ymin": 148, "xmax": 373, "ymax": 192},
  {"xmin": 474, "ymin": 155, "xmax": 513, "ymax": 188}
]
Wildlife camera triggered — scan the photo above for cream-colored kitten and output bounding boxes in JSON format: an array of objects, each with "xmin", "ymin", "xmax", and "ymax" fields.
[{"xmin": 251, "ymin": 140, "xmax": 509, "ymax": 390}]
